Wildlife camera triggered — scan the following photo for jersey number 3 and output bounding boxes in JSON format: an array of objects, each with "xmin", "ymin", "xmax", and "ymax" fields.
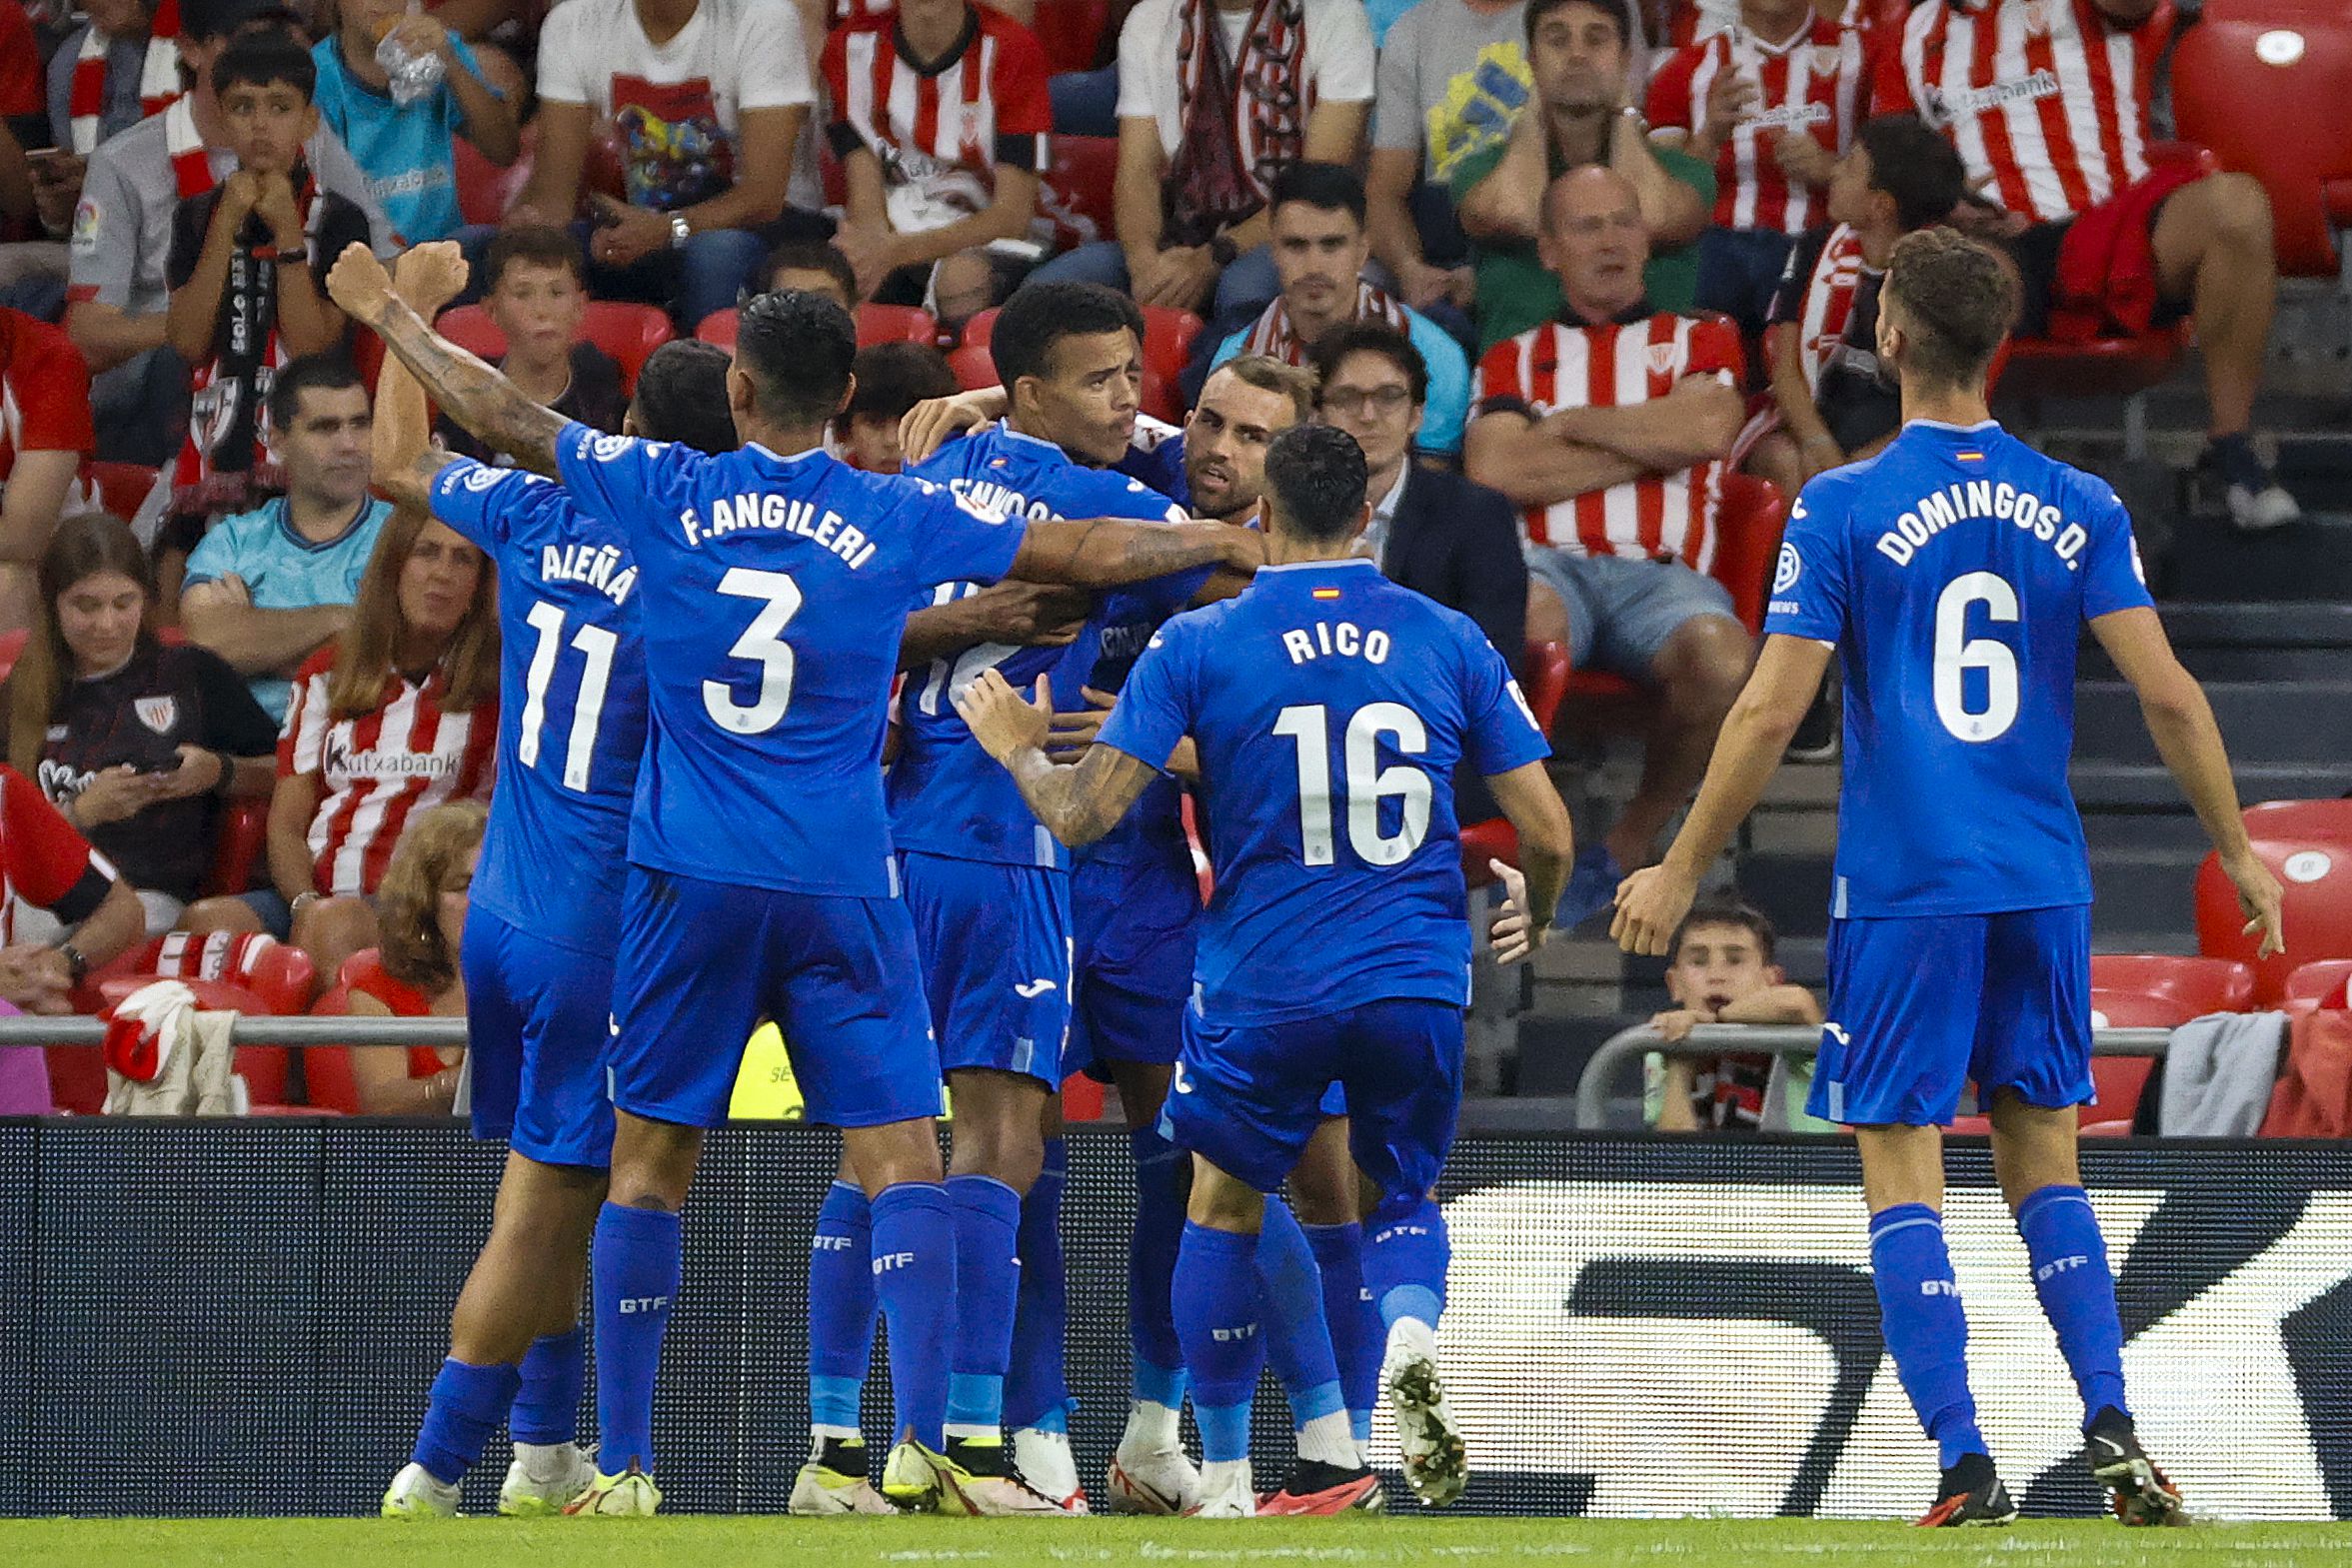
[
  {"xmin": 705, "ymin": 567, "xmax": 804, "ymax": 735},
  {"xmin": 1273, "ymin": 702, "xmax": 1432, "ymax": 866},
  {"xmin": 1933, "ymin": 571, "xmax": 2019, "ymax": 744}
]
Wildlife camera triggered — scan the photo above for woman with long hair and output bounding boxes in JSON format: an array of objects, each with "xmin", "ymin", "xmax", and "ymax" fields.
[
  {"xmin": 343, "ymin": 799, "xmax": 484, "ymax": 1114},
  {"xmin": 4, "ymin": 512, "xmax": 279, "ymax": 936},
  {"xmin": 180, "ymin": 505, "xmax": 499, "ymax": 982}
]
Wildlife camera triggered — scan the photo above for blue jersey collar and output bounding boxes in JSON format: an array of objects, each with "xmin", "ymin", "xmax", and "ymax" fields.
[
  {"xmin": 746, "ymin": 440, "xmax": 828, "ymax": 465},
  {"xmin": 1905, "ymin": 418, "xmax": 2001, "ymax": 436},
  {"xmin": 1259, "ymin": 558, "xmax": 1380, "ymax": 576}
]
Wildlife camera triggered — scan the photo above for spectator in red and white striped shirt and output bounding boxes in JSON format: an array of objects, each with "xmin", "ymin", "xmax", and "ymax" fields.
[
  {"xmin": 1646, "ymin": 0, "xmax": 1869, "ymax": 334},
  {"xmin": 1464, "ymin": 165, "xmax": 1748, "ymax": 921},
  {"xmin": 1877, "ymin": 0, "xmax": 2298, "ymax": 532},
  {"xmin": 0, "ymin": 305, "xmax": 95, "ymax": 632},
  {"xmin": 822, "ymin": 0, "xmax": 1051, "ymax": 311},
  {"xmin": 180, "ymin": 503, "xmax": 496, "ymax": 987}
]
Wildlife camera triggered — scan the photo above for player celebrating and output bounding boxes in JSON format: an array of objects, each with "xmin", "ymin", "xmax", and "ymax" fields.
[
  {"xmin": 368, "ymin": 246, "xmax": 738, "ymax": 1519},
  {"xmin": 1595, "ymin": 228, "xmax": 2285, "ymax": 1526},
  {"xmin": 328, "ymin": 247, "xmax": 1268, "ymax": 1516},
  {"xmin": 956, "ymin": 425, "xmax": 1576, "ymax": 1516}
]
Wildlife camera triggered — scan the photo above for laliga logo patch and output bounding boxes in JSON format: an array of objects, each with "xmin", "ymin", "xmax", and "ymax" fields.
[
  {"xmin": 461, "ymin": 465, "xmax": 503, "ymax": 492},
  {"xmin": 1774, "ymin": 542, "xmax": 1802, "ymax": 594},
  {"xmin": 590, "ymin": 434, "xmax": 632, "ymax": 462}
]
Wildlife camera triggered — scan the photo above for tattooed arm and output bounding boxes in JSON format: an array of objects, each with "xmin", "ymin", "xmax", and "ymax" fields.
[
  {"xmin": 1006, "ymin": 516, "xmax": 1264, "ymax": 590},
  {"xmin": 371, "ymin": 244, "xmax": 473, "ymax": 512},
  {"xmin": 326, "ymin": 242, "xmax": 566, "ymax": 478},
  {"xmin": 954, "ymin": 670, "xmax": 1161, "ymax": 846}
]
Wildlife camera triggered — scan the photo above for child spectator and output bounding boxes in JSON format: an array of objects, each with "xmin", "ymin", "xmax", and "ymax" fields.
[
  {"xmin": 1024, "ymin": 0, "xmax": 1374, "ymax": 324},
  {"xmin": 311, "ymin": 0, "xmax": 520, "ymax": 248},
  {"xmin": 0, "ymin": 303, "xmax": 95, "ymax": 631},
  {"xmin": 179, "ymin": 502, "xmax": 497, "ymax": 984},
  {"xmin": 822, "ymin": 0, "xmax": 1051, "ymax": 308},
  {"xmin": 842, "ymin": 339, "xmax": 958, "ymax": 472},
  {"xmin": 434, "ymin": 226, "xmax": 626, "ymax": 466},
  {"xmin": 66, "ymin": 0, "xmax": 396, "ymax": 468},
  {"xmin": 162, "ymin": 30, "xmax": 374, "ymax": 525},
  {"xmin": 4, "ymin": 511, "xmax": 277, "ymax": 937},
  {"xmin": 765, "ymin": 237, "xmax": 859, "ymax": 311},
  {"xmin": 179, "ymin": 355, "xmax": 392, "ymax": 717},
  {"xmin": 1645, "ymin": 900, "xmax": 1822, "ymax": 1132},
  {"xmin": 513, "ymin": 0, "xmax": 817, "ymax": 330},
  {"xmin": 340, "ymin": 797, "xmax": 482, "ymax": 1115}
]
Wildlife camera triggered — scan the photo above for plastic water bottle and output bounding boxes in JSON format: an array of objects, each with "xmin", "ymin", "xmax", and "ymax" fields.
[{"xmin": 375, "ymin": 3, "xmax": 446, "ymax": 107}]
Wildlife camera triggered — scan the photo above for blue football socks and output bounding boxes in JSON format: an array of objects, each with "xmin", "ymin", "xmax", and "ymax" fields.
[
  {"xmin": 1005, "ymin": 1138, "xmax": 1071, "ymax": 1432},
  {"xmin": 412, "ymin": 1357, "xmax": 523, "ymax": 1485},
  {"xmin": 509, "ymin": 1326, "xmax": 586, "ymax": 1447},
  {"xmin": 2016, "ymin": 1184, "xmax": 2131, "ymax": 1428},
  {"xmin": 1869, "ymin": 1203, "xmax": 1988, "ymax": 1468},
  {"xmin": 1258, "ymin": 1197, "xmax": 1354, "ymax": 1465},
  {"xmin": 591, "ymin": 1201, "xmax": 681, "ymax": 1475},
  {"xmin": 870, "ymin": 1181, "xmax": 959, "ymax": 1452},
  {"xmin": 1303, "ymin": 1220, "xmax": 1380, "ymax": 1444},
  {"xmin": 1175, "ymin": 1220, "xmax": 1264, "ymax": 1465},
  {"xmin": 1129, "ymin": 1124, "xmax": 1189, "ymax": 1412},
  {"xmin": 1364, "ymin": 1194, "xmax": 1448, "ymax": 1333},
  {"xmin": 808, "ymin": 1179, "xmax": 878, "ymax": 1441}
]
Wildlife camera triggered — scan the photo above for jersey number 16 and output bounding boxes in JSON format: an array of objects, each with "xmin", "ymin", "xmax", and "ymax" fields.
[{"xmin": 1273, "ymin": 702, "xmax": 1433, "ymax": 866}]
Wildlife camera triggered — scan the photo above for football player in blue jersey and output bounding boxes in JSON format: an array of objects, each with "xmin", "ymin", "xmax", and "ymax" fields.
[
  {"xmin": 330, "ymin": 246, "xmax": 1268, "ymax": 1517},
  {"xmin": 956, "ymin": 424, "xmax": 1577, "ymax": 1516},
  {"xmin": 1593, "ymin": 228, "xmax": 2285, "ymax": 1528},
  {"xmin": 366, "ymin": 244, "xmax": 742, "ymax": 1520}
]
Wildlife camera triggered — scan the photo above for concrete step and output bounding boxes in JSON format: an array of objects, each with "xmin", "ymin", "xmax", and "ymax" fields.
[
  {"xmin": 2071, "ymin": 761, "xmax": 2352, "ymax": 810},
  {"xmin": 2075, "ymin": 681, "xmax": 2352, "ymax": 767},
  {"xmin": 2081, "ymin": 808, "xmax": 2217, "ymax": 852}
]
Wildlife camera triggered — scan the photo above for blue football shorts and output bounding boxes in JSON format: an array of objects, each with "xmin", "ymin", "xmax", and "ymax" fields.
[
  {"xmin": 606, "ymin": 865, "xmax": 945, "ymax": 1129},
  {"xmin": 1065, "ymin": 853, "xmax": 1197, "ymax": 1078},
  {"xmin": 900, "ymin": 849, "xmax": 1072, "ymax": 1087},
  {"xmin": 460, "ymin": 904, "xmax": 616, "ymax": 1168},
  {"xmin": 1811, "ymin": 903, "xmax": 2095, "ymax": 1127},
  {"xmin": 1160, "ymin": 996, "xmax": 1461, "ymax": 1202}
]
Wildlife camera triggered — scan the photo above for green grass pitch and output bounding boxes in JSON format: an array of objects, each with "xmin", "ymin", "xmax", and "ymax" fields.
[{"xmin": 4, "ymin": 1517, "xmax": 2345, "ymax": 1568}]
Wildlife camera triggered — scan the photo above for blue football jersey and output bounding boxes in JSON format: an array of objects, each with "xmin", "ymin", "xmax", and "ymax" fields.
[
  {"xmin": 894, "ymin": 427, "xmax": 1191, "ymax": 868},
  {"xmin": 430, "ymin": 457, "xmax": 647, "ymax": 955},
  {"xmin": 1098, "ymin": 559, "xmax": 1550, "ymax": 1025},
  {"xmin": 552, "ymin": 423, "xmax": 1027, "ymax": 896},
  {"xmin": 1764, "ymin": 419, "xmax": 2155, "ymax": 917}
]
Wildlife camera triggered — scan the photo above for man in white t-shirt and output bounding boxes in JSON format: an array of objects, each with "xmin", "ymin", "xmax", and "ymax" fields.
[
  {"xmin": 1021, "ymin": 0, "xmax": 1372, "ymax": 330},
  {"xmin": 512, "ymin": 0, "xmax": 815, "ymax": 328}
]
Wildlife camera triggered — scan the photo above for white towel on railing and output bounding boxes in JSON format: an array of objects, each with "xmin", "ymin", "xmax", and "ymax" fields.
[{"xmin": 101, "ymin": 980, "xmax": 249, "ymax": 1117}]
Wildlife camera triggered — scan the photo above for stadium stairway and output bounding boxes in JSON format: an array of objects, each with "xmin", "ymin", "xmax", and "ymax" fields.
[{"xmin": 1514, "ymin": 601, "xmax": 2352, "ymax": 1102}]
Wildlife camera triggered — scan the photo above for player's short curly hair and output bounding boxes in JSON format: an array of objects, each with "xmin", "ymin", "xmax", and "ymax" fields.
[
  {"xmin": 632, "ymin": 340, "xmax": 737, "ymax": 456},
  {"xmin": 1883, "ymin": 227, "xmax": 2019, "ymax": 391},
  {"xmin": 1263, "ymin": 424, "xmax": 1367, "ymax": 545},
  {"xmin": 735, "ymin": 288, "xmax": 859, "ymax": 429},
  {"xmin": 990, "ymin": 281, "xmax": 1145, "ymax": 392}
]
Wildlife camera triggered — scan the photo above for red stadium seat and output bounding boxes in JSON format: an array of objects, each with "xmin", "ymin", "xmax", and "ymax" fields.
[
  {"xmin": 0, "ymin": 627, "xmax": 25, "ymax": 685},
  {"xmin": 2171, "ymin": 7, "xmax": 2352, "ymax": 277},
  {"xmin": 2284, "ymin": 958, "xmax": 2352, "ymax": 1009},
  {"xmin": 303, "ymin": 950, "xmax": 410, "ymax": 1115},
  {"xmin": 1033, "ymin": 0, "xmax": 1110, "ymax": 74},
  {"xmin": 1462, "ymin": 641, "xmax": 1573, "ymax": 888},
  {"xmin": 2245, "ymin": 798, "xmax": 2352, "ymax": 844},
  {"xmin": 65, "ymin": 932, "xmax": 319, "ymax": 1114},
  {"xmin": 961, "ymin": 307, "xmax": 1001, "ymax": 352},
  {"xmin": 1561, "ymin": 473, "xmax": 1784, "ymax": 705},
  {"xmin": 453, "ymin": 130, "xmax": 533, "ymax": 229},
  {"xmin": 1040, "ymin": 134, "xmax": 1119, "ymax": 252},
  {"xmin": 1990, "ymin": 327, "xmax": 2190, "ymax": 463},
  {"xmin": 1140, "ymin": 306, "xmax": 1203, "ymax": 423},
  {"xmin": 435, "ymin": 301, "xmax": 676, "ymax": 393},
  {"xmin": 949, "ymin": 342, "xmax": 1000, "ymax": 391},
  {"xmin": 202, "ymin": 797, "xmax": 269, "ymax": 898},
  {"xmin": 2196, "ymin": 837, "xmax": 2352, "ymax": 1003},
  {"xmin": 2089, "ymin": 953, "xmax": 2258, "ymax": 1015},
  {"xmin": 705, "ymin": 304, "xmax": 942, "ymax": 352},
  {"xmin": 75, "ymin": 460, "xmax": 162, "ymax": 522}
]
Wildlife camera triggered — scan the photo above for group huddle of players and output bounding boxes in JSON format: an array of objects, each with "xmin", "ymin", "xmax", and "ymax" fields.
[{"xmin": 338, "ymin": 219, "xmax": 2280, "ymax": 1528}]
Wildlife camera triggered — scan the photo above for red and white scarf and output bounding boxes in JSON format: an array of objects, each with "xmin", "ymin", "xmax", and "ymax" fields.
[
  {"xmin": 1166, "ymin": 0, "xmax": 1308, "ymax": 239},
  {"xmin": 162, "ymin": 94, "xmax": 216, "ymax": 199},
  {"xmin": 66, "ymin": 0, "xmax": 182, "ymax": 155},
  {"xmin": 1240, "ymin": 279, "xmax": 1408, "ymax": 365}
]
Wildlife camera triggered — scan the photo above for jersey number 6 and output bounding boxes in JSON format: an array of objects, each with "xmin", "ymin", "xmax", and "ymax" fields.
[
  {"xmin": 705, "ymin": 567, "xmax": 805, "ymax": 735},
  {"xmin": 1273, "ymin": 702, "xmax": 1432, "ymax": 867},
  {"xmin": 1932, "ymin": 570, "xmax": 2020, "ymax": 744}
]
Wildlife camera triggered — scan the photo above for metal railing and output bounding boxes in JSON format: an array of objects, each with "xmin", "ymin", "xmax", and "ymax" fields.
[
  {"xmin": 0, "ymin": 1015, "xmax": 470, "ymax": 1046},
  {"xmin": 1571, "ymin": 1021, "xmax": 2174, "ymax": 1129}
]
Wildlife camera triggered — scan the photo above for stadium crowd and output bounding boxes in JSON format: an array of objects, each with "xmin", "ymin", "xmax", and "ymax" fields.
[{"xmin": 0, "ymin": 0, "xmax": 2319, "ymax": 1120}]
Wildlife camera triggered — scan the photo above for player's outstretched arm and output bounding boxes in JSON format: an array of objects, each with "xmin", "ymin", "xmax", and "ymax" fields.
[
  {"xmin": 2092, "ymin": 606, "xmax": 2286, "ymax": 957},
  {"xmin": 325, "ymin": 242, "xmax": 565, "ymax": 479},
  {"xmin": 897, "ymin": 582, "xmax": 1090, "ymax": 672},
  {"xmin": 955, "ymin": 669, "xmax": 1158, "ymax": 846},
  {"xmin": 1485, "ymin": 760, "xmax": 1576, "ymax": 962},
  {"xmin": 900, "ymin": 386, "xmax": 1008, "ymax": 468},
  {"xmin": 370, "ymin": 243, "xmax": 472, "ymax": 513},
  {"xmin": 1006, "ymin": 516, "xmax": 1265, "ymax": 590},
  {"xmin": 1613, "ymin": 634, "xmax": 1830, "ymax": 957}
]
